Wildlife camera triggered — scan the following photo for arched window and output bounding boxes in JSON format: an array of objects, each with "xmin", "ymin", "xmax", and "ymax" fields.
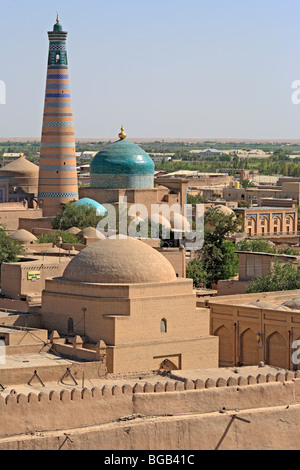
[
  {"xmin": 56, "ymin": 53, "xmax": 60, "ymax": 64},
  {"xmin": 160, "ymin": 318, "xmax": 167, "ymax": 333},
  {"xmin": 67, "ymin": 317, "xmax": 74, "ymax": 335}
]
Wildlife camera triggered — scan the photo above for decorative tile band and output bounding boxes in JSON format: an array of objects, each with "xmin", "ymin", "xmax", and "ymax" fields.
[
  {"xmin": 45, "ymin": 93, "xmax": 71, "ymax": 98},
  {"xmin": 46, "ymin": 83, "xmax": 70, "ymax": 90},
  {"xmin": 44, "ymin": 102, "xmax": 71, "ymax": 108},
  {"xmin": 38, "ymin": 192, "xmax": 78, "ymax": 199},
  {"xmin": 40, "ymin": 142, "xmax": 75, "ymax": 148},
  {"xmin": 90, "ymin": 174, "xmax": 154, "ymax": 190},
  {"xmin": 38, "ymin": 154, "xmax": 77, "ymax": 158},
  {"xmin": 39, "ymin": 165, "xmax": 77, "ymax": 171},
  {"xmin": 49, "ymin": 44, "xmax": 67, "ymax": 51},
  {"xmin": 47, "ymin": 74, "xmax": 69, "ymax": 80},
  {"xmin": 42, "ymin": 121, "xmax": 73, "ymax": 127},
  {"xmin": 38, "ymin": 179, "xmax": 78, "ymax": 183}
]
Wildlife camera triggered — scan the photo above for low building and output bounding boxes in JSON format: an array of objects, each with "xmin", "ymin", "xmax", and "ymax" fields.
[
  {"xmin": 199, "ymin": 149, "xmax": 223, "ymax": 159},
  {"xmin": 234, "ymin": 206, "xmax": 298, "ymax": 238},
  {"xmin": 41, "ymin": 238, "xmax": 218, "ymax": 373},
  {"xmin": 217, "ymin": 251, "xmax": 300, "ymax": 296},
  {"xmin": 209, "ymin": 289, "xmax": 300, "ymax": 370},
  {"xmin": 0, "ymin": 154, "xmax": 39, "ymax": 205}
]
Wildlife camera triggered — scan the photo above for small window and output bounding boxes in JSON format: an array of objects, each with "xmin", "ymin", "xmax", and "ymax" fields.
[
  {"xmin": 160, "ymin": 319, "xmax": 167, "ymax": 333},
  {"xmin": 286, "ymin": 219, "xmax": 290, "ymax": 225}
]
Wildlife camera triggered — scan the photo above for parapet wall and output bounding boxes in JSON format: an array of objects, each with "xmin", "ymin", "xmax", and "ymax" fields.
[{"xmin": 0, "ymin": 370, "xmax": 299, "ymax": 442}]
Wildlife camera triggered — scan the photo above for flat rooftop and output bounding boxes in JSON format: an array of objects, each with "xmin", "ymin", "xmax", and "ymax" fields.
[
  {"xmin": 209, "ymin": 289, "xmax": 300, "ymax": 311},
  {"xmin": 0, "ymin": 358, "xmax": 286, "ymax": 396}
]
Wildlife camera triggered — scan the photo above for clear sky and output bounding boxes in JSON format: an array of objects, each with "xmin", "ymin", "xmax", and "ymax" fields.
[{"xmin": 1, "ymin": 0, "xmax": 300, "ymax": 140}]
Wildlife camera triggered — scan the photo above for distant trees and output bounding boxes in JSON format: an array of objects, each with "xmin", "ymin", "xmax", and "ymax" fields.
[
  {"xmin": 237, "ymin": 238, "xmax": 276, "ymax": 254},
  {"xmin": 37, "ymin": 231, "xmax": 80, "ymax": 245},
  {"xmin": 0, "ymin": 225, "xmax": 23, "ymax": 265},
  {"xmin": 186, "ymin": 207, "xmax": 243, "ymax": 288},
  {"xmin": 240, "ymin": 179, "xmax": 256, "ymax": 189},
  {"xmin": 52, "ymin": 202, "xmax": 105, "ymax": 231},
  {"xmin": 247, "ymin": 262, "xmax": 300, "ymax": 293}
]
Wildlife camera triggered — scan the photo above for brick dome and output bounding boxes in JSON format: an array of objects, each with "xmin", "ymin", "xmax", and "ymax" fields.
[{"xmin": 63, "ymin": 238, "xmax": 176, "ymax": 284}]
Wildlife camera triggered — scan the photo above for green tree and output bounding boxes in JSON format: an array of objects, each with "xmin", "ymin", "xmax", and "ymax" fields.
[
  {"xmin": 237, "ymin": 237, "xmax": 276, "ymax": 254},
  {"xmin": 37, "ymin": 231, "xmax": 81, "ymax": 245},
  {"xmin": 0, "ymin": 225, "xmax": 23, "ymax": 265},
  {"xmin": 186, "ymin": 258, "xmax": 208, "ymax": 288},
  {"xmin": 246, "ymin": 261, "xmax": 300, "ymax": 293},
  {"xmin": 240, "ymin": 179, "xmax": 256, "ymax": 189},
  {"xmin": 186, "ymin": 207, "xmax": 243, "ymax": 288},
  {"xmin": 52, "ymin": 202, "xmax": 105, "ymax": 231}
]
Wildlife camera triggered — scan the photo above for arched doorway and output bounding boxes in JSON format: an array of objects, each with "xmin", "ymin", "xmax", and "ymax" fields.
[
  {"xmin": 260, "ymin": 216, "xmax": 270, "ymax": 235},
  {"xmin": 214, "ymin": 325, "xmax": 234, "ymax": 367},
  {"xmin": 266, "ymin": 332, "xmax": 287, "ymax": 369},
  {"xmin": 273, "ymin": 216, "xmax": 282, "ymax": 235},
  {"xmin": 240, "ymin": 328, "xmax": 259, "ymax": 366},
  {"xmin": 247, "ymin": 217, "xmax": 257, "ymax": 237}
]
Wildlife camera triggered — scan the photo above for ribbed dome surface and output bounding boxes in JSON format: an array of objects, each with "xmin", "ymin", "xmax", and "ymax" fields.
[
  {"xmin": 90, "ymin": 139, "xmax": 154, "ymax": 189},
  {"xmin": 63, "ymin": 238, "xmax": 177, "ymax": 284}
]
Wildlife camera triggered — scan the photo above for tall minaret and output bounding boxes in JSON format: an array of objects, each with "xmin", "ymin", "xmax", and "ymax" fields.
[{"xmin": 38, "ymin": 15, "xmax": 78, "ymax": 217}]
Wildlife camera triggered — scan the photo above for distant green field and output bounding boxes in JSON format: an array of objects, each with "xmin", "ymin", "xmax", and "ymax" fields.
[{"xmin": 1, "ymin": 140, "xmax": 300, "ymax": 176}]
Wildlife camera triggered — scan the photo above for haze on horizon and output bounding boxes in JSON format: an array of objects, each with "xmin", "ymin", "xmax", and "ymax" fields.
[{"xmin": 0, "ymin": 0, "xmax": 300, "ymax": 141}]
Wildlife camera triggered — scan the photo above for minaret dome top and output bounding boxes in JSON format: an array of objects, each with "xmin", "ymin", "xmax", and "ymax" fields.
[{"xmin": 53, "ymin": 14, "xmax": 63, "ymax": 32}]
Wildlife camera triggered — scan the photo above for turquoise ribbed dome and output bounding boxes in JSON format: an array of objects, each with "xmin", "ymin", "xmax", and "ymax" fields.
[
  {"xmin": 74, "ymin": 198, "xmax": 107, "ymax": 216},
  {"xmin": 90, "ymin": 138, "xmax": 155, "ymax": 190}
]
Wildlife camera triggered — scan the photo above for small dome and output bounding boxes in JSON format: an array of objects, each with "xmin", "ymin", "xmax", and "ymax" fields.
[
  {"xmin": 41, "ymin": 245, "xmax": 67, "ymax": 255},
  {"xmin": 53, "ymin": 15, "xmax": 63, "ymax": 32},
  {"xmin": 10, "ymin": 229, "xmax": 37, "ymax": 244},
  {"xmin": 74, "ymin": 198, "xmax": 107, "ymax": 216},
  {"xmin": 63, "ymin": 238, "xmax": 177, "ymax": 284},
  {"xmin": 78, "ymin": 227, "xmax": 106, "ymax": 240},
  {"xmin": 0, "ymin": 154, "xmax": 39, "ymax": 177},
  {"xmin": 67, "ymin": 227, "xmax": 81, "ymax": 235},
  {"xmin": 90, "ymin": 131, "xmax": 154, "ymax": 189},
  {"xmin": 214, "ymin": 205, "xmax": 235, "ymax": 217}
]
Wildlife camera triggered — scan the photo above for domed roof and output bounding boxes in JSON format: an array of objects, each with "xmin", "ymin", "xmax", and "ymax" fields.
[
  {"xmin": 205, "ymin": 205, "xmax": 235, "ymax": 217},
  {"xmin": 67, "ymin": 226, "xmax": 81, "ymax": 235},
  {"xmin": 53, "ymin": 15, "xmax": 63, "ymax": 32},
  {"xmin": 41, "ymin": 245, "xmax": 68, "ymax": 255},
  {"xmin": 74, "ymin": 198, "xmax": 107, "ymax": 216},
  {"xmin": 63, "ymin": 238, "xmax": 177, "ymax": 284},
  {"xmin": 90, "ymin": 128, "xmax": 154, "ymax": 189},
  {"xmin": 0, "ymin": 154, "xmax": 39, "ymax": 177},
  {"xmin": 214, "ymin": 205, "xmax": 235, "ymax": 216},
  {"xmin": 78, "ymin": 227, "xmax": 106, "ymax": 240},
  {"xmin": 10, "ymin": 229, "xmax": 37, "ymax": 244}
]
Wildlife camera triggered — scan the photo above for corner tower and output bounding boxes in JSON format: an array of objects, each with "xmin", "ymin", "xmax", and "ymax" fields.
[{"xmin": 38, "ymin": 15, "xmax": 78, "ymax": 217}]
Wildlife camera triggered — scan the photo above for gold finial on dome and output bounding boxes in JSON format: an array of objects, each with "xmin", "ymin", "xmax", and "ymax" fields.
[
  {"xmin": 56, "ymin": 13, "xmax": 60, "ymax": 23},
  {"xmin": 19, "ymin": 152, "xmax": 24, "ymax": 158},
  {"xmin": 118, "ymin": 126, "xmax": 127, "ymax": 140}
]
